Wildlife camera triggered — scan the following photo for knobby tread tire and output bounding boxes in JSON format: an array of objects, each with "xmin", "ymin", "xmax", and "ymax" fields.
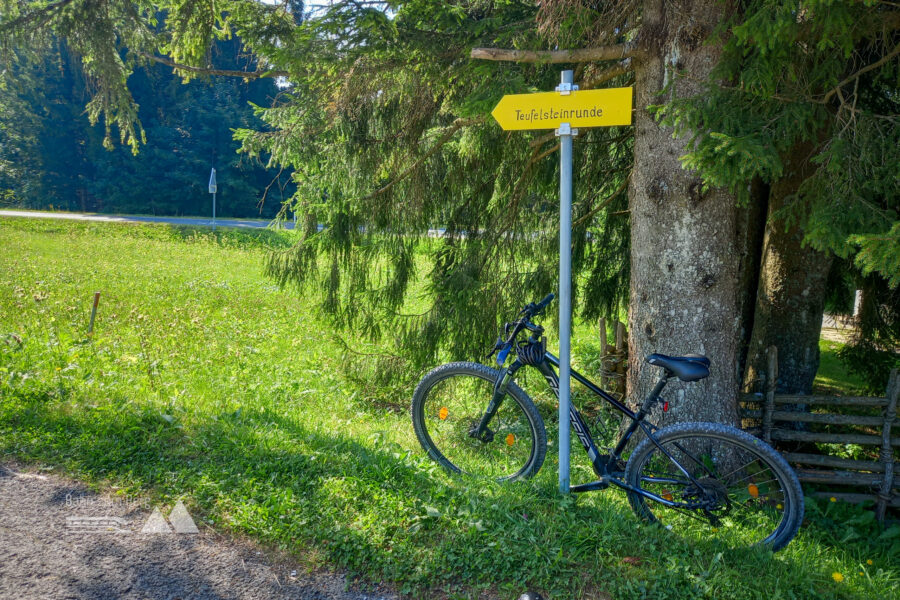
[
  {"xmin": 411, "ymin": 362, "xmax": 547, "ymax": 481},
  {"xmin": 623, "ymin": 421, "xmax": 804, "ymax": 551}
]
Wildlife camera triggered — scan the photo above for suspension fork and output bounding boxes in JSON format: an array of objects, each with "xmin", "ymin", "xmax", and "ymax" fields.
[{"xmin": 470, "ymin": 360, "xmax": 524, "ymax": 441}]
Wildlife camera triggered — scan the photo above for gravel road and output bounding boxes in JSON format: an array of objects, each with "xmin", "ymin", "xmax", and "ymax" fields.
[{"xmin": 0, "ymin": 463, "xmax": 398, "ymax": 600}]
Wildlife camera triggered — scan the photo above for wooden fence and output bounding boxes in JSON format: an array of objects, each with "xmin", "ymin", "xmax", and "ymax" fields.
[
  {"xmin": 597, "ymin": 317, "xmax": 627, "ymax": 397},
  {"xmin": 741, "ymin": 346, "xmax": 899, "ymax": 520}
]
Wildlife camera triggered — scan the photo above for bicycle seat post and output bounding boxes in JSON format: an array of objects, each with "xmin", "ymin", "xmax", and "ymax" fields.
[{"xmin": 638, "ymin": 372, "xmax": 671, "ymax": 416}]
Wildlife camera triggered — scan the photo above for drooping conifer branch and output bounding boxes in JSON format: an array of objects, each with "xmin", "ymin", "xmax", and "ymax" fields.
[
  {"xmin": 360, "ymin": 116, "xmax": 485, "ymax": 201},
  {"xmin": 0, "ymin": 0, "xmax": 78, "ymax": 34},
  {"xmin": 821, "ymin": 42, "xmax": 900, "ymax": 105},
  {"xmin": 469, "ymin": 43, "xmax": 641, "ymax": 63},
  {"xmin": 136, "ymin": 52, "xmax": 288, "ymax": 80}
]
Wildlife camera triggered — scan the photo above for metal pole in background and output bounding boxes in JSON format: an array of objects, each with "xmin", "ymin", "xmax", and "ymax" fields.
[
  {"xmin": 208, "ymin": 168, "xmax": 217, "ymax": 231},
  {"xmin": 555, "ymin": 70, "xmax": 577, "ymax": 494}
]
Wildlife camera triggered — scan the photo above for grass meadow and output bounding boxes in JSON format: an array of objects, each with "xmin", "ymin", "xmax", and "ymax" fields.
[{"xmin": 1, "ymin": 217, "xmax": 898, "ymax": 600}]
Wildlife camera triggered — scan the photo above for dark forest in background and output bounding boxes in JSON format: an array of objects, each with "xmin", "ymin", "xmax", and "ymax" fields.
[{"xmin": 0, "ymin": 37, "xmax": 286, "ymax": 218}]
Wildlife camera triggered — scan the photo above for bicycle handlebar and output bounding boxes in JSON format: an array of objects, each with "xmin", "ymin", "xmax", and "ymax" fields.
[
  {"xmin": 489, "ymin": 293, "xmax": 555, "ymax": 365},
  {"xmin": 521, "ymin": 293, "xmax": 555, "ymax": 318}
]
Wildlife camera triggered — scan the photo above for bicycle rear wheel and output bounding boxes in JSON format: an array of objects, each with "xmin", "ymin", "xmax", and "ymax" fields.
[
  {"xmin": 624, "ymin": 422, "xmax": 803, "ymax": 551},
  {"xmin": 411, "ymin": 362, "xmax": 547, "ymax": 481}
]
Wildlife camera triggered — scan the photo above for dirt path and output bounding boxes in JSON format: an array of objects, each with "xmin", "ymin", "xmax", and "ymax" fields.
[{"xmin": 0, "ymin": 463, "xmax": 398, "ymax": 600}]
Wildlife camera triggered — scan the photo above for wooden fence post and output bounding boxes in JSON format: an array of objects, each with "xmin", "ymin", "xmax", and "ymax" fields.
[
  {"xmin": 763, "ymin": 346, "xmax": 778, "ymax": 445},
  {"xmin": 615, "ymin": 321, "xmax": 626, "ymax": 396},
  {"xmin": 876, "ymin": 368, "xmax": 898, "ymax": 522},
  {"xmin": 599, "ymin": 317, "xmax": 608, "ymax": 389}
]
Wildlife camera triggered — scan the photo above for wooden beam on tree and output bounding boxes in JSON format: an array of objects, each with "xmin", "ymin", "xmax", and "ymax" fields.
[{"xmin": 469, "ymin": 44, "xmax": 641, "ymax": 64}]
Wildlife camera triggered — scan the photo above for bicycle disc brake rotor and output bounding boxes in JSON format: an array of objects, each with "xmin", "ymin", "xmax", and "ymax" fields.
[
  {"xmin": 468, "ymin": 421, "xmax": 495, "ymax": 443},
  {"xmin": 683, "ymin": 477, "xmax": 731, "ymax": 516}
]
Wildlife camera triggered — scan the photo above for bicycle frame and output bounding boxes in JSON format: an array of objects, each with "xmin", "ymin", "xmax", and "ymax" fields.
[{"xmin": 487, "ymin": 349, "xmax": 712, "ymax": 509}]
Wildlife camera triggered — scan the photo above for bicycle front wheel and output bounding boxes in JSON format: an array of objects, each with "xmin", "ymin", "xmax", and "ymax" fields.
[
  {"xmin": 624, "ymin": 422, "xmax": 803, "ymax": 551},
  {"xmin": 411, "ymin": 362, "xmax": 547, "ymax": 481}
]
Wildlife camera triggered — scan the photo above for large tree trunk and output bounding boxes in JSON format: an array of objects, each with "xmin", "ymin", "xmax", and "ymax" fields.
[
  {"xmin": 627, "ymin": 0, "xmax": 745, "ymax": 426},
  {"xmin": 744, "ymin": 144, "xmax": 832, "ymax": 395}
]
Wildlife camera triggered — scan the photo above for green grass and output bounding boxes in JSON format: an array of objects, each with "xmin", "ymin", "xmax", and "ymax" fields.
[
  {"xmin": 1, "ymin": 217, "xmax": 898, "ymax": 600},
  {"xmin": 815, "ymin": 340, "xmax": 869, "ymax": 396}
]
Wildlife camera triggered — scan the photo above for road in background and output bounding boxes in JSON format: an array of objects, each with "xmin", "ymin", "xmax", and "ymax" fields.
[
  {"xmin": 0, "ymin": 210, "xmax": 455, "ymax": 237},
  {"xmin": 0, "ymin": 209, "xmax": 294, "ymax": 230}
]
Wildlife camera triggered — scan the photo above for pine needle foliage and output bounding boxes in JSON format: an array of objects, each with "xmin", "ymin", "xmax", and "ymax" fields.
[
  {"xmin": 233, "ymin": 1, "xmax": 635, "ymax": 372},
  {"xmin": 654, "ymin": 0, "xmax": 900, "ymax": 286}
]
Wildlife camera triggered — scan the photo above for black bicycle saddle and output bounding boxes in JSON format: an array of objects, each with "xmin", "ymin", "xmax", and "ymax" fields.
[{"xmin": 645, "ymin": 353, "xmax": 710, "ymax": 382}]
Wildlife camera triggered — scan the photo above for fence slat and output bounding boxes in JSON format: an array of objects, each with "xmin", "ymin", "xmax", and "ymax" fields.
[
  {"xmin": 763, "ymin": 346, "xmax": 777, "ymax": 444},
  {"xmin": 783, "ymin": 452, "xmax": 897, "ymax": 473},
  {"xmin": 876, "ymin": 369, "xmax": 898, "ymax": 521},
  {"xmin": 796, "ymin": 469, "xmax": 893, "ymax": 487},
  {"xmin": 812, "ymin": 492, "xmax": 900, "ymax": 507},
  {"xmin": 740, "ymin": 409, "xmax": 884, "ymax": 427},
  {"xmin": 741, "ymin": 394, "xmax": 889, "ymax": 408},
  {"xmin": 770, "ymin": 430, "xmax": 900, "ymax": 446}
]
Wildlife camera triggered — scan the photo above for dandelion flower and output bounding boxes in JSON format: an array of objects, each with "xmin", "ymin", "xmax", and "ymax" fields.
[
  {"xmin": 829, "ymin": 497, "xmax": 837, "ymax": 502},
  {"xmin": 866, "ymin": 559, "xmax": 873, "ymax": 565},
  {"xmin": 832, "ymin": 572, "xmax": 844, "ymax": 583}
]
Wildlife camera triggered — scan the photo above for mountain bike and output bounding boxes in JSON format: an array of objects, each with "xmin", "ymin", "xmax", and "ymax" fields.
[{"xmin": 411, "ymin": 293, "xmax": 803, "ymax": 551}]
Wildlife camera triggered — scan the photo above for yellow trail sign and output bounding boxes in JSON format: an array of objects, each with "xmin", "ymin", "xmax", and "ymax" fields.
[{"xmin": 491, "ymin": 86, "xmax": 632, "ymax": 131}]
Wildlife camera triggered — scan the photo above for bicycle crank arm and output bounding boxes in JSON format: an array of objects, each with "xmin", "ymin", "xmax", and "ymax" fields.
[{"xmin": 569, "ymin": 478, "xmax": 610, "ymax": 493}]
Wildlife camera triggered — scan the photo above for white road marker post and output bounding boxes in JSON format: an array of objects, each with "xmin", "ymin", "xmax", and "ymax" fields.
[
  {"xmin": 555, "ymin": 70, "xmax": 577, "ymax": 494},
  {"xmin": 208, "ymin": 167, "xmax": 217, "ymax": 231}
]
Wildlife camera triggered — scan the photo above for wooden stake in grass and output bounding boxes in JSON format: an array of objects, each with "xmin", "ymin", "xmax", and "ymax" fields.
[{"xmin": 87, "ymin": 292, "xmax": 100, "ymax": 337}]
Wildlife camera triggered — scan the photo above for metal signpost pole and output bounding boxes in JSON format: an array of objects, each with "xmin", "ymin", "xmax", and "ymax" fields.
[
  {"xmin": 487, "ymin": 70, "xmax": 631, "ymax": 495},
  {"xmin": 555, "ymin": 70, "xmax": 577, "ymax": 494}
]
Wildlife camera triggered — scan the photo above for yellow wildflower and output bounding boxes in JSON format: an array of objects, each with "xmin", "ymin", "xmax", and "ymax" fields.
[
  {"xmin": 829, "ymin": 497, "xmax": 837, "ymax": 502},
  {"xmin": 866, "ymin": 559, "xmax": 873, "ymax": 565},
  {"xmin": 832, "ymin": 572, "xmax": 844, "ymax": 583}
]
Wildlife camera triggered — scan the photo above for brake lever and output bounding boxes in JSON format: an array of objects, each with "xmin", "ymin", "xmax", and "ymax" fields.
[{"xmin": 485, "ymin": 337, "xmax": 504, "ymax": 360}]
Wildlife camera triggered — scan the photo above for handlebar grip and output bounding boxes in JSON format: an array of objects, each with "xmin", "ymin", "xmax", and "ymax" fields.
[{"xmin": 534, "ymin": 293, "xmax": 555, "ymax": 313}]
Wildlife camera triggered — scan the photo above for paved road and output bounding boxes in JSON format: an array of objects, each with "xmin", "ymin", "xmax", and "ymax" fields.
[
  {"xmin": 0, "ymin": 209, "xmax": 295, "ymax": 230},
  {"xmin": 0, "ymin": 210, "xmax": 456, "ymax": 237}
]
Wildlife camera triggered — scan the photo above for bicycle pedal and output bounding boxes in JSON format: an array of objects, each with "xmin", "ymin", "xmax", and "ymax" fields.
[{"xmin": 569, "ymin": 479, "xmax": 610, "ymax": 493}]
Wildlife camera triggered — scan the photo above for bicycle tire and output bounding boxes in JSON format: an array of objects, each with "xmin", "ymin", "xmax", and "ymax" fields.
[
  {"xmin": 411, "ymin": 362, "xmax": 547, "ymax": 481},
  {"xmin": 623, "ymin": 422, "xmax": 804, "ymax": 551}
]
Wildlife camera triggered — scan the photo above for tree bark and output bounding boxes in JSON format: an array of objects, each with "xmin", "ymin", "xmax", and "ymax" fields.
[
  {"xmin": 744, "ymin": 142, "xmax": 832, "ymax": 395},
  {"xmin": 736, "ymin": 178, "xmax": 769, "ymax": 384},
  {"xmin": 627, "ymin": 0, "xmax": 744, "ymax": 426}
]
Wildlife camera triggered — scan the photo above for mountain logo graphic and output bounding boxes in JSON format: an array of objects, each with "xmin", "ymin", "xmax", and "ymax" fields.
[{"xmin": 140, "ymin": 500, "xmax": 199, "ymax": 534}]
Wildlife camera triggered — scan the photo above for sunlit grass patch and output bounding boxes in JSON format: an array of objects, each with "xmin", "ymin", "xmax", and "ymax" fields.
[{"xmin": 1, "ymin": 217, "xmax": 898, "ymax": 599}]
